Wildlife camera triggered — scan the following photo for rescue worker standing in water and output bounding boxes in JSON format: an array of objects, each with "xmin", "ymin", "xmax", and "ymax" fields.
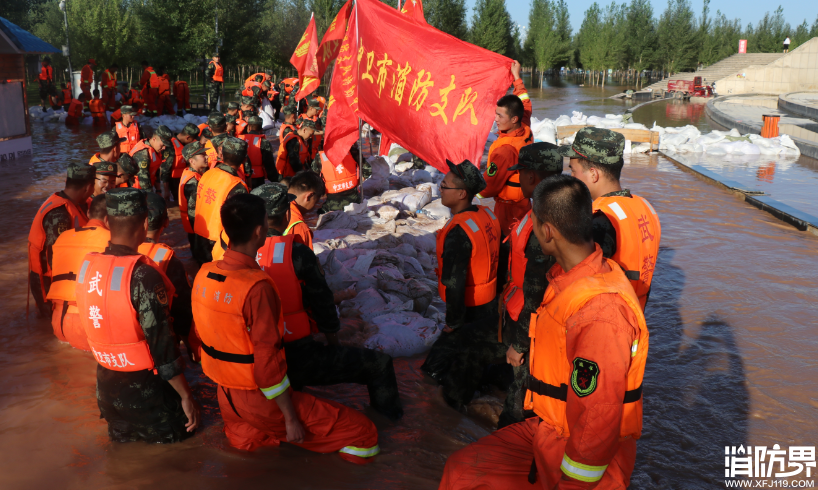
[
  {"xmin": 562, "ymin": 128, "xmax": 662, "ymax": 310},
  {"xmin": 421, "ymin": 160, "xmax": 503, "ymax": 410},
  {"xmin": 206, "ymin": 53, "xmax": 224, "ymax": 111},
  {"xmin": 439, "ymin": 175, "xmax": 649, "ymax": 490},
  {"xmin": 75, "ymin": 188, "xmax": 200, "ymax": 443},
  {"xmin": 191, "ymin": 193, "xmax": 380, "ymax": 458}
]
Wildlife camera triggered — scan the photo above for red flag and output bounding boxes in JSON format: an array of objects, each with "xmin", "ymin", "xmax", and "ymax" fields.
[
  {"xmin": 354, "ymin": 0, "xmax": 512, "ymax": 172},
  {"xmin": 400, "ymin": 0, "xmax": 426, "ymax": 24},
  {"xmin": 317, "ymin": 0, "xmax": 353, "ymax": 79},
  {"xmin": 323, "ymin": 7, "xmax": 360, "ymax": 165},
  {"xmin": 291, "ymin": 14, "xmax": 320, "ymax": 101}
]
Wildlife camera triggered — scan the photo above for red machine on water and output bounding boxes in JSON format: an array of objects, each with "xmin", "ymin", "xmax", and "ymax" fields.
[{"xmin": 667, "ymin": 76, "xmax": 713, "ymax": 98}]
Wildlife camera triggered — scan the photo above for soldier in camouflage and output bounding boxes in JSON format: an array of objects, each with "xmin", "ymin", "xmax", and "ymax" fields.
[
  {"xmin": 242, "ymin": 115, "xmax": 278, "ymax": 188},
  {"xmin": 28, "ymin": 163, "xmax": 96, "ymax": 316},
  {"xmin": 133, "ymin": 126, "xmax": 172, "ymax": 193},
  {"xmin": 116, "ymin": 153, "xmax": 138, "ymax": 188},
  {"xmin": 205, "ymin": 53, "xmax": 223, "ymax": 111},
  {"xmin": 497, "ymin": 143, "xmax": 562, "ymax": 428},
  {"xmin": 95, "ymin": 188, "xmax": 199, "ymax": 443},
  {"xmin": 421, "ymin": 160, "xmax": 506, "ymax": 410},
  {"xmin": 91, "ymin": 160, "xmax": 117, "ymax": 200},
  {"xmin": 159, "ymin": 123, "xmax": 200, "ymax": 202},
  {"xmin": 280, "ymin": 105, "xmax": 298, "ymax": 141},
  {"xmin": 225, "ymin": 114, "xmax": 238, "ymax": 136},
  {"xmin": 252, "ymin": 183, "xmax": 403, "ymax": 420},
  {"xmin": 225, "ymin": 101, "xmax": 240, "ymax": 119},
  {"xmin": 208, "ymin": 113, "xmax": 251, "ymax": 177},
  {"xmin": 180, "ymin": 142, "xmax": 209, "ymax": 259}
]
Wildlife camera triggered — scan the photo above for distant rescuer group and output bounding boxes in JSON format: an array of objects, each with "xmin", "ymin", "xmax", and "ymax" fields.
[{"xmin": 27, "ymin": 55, "xmax": 662, "ymax": 487}]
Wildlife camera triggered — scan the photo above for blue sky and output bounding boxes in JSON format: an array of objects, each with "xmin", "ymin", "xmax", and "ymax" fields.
[{"xmin": 463, "ymin": 0, "xmax": 818, "ymax": 33}]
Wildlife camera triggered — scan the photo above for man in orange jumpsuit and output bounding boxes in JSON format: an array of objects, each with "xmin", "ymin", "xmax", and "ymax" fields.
[
  {"xmin": 563, "ymin": 128, "xmax": 662, "ymax": 311},
  {"xmin": 139, "ymin": 61, "xmax": 158, "ymax": 116},
  {"xmin": 80, "ymin": 59, "xmax": 97, "ymax": 108},
  {"xmin": 478, "ymin": 60, "xmax": 533, "ymax": 294},
  {"xmin": 38, "ymin": 56, "xmax": 54, "ymax": 110},
  {"xmin": 100, "ymin": 64, "xmax": 119, "ymax": 111},
  {"xmin": 192, "ymin": 193, "xmax": 380, "ymax": 459},
  {"xmin": 438, "ymin": 175, "xmax": 648, "ymax": 490},
  {"xmin": 173, "ymin": 79, "xmax": 190, "ymax": 115}
]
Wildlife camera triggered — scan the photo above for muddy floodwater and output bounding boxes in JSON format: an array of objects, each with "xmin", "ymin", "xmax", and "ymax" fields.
[{"xmin": 2, "ymin": 82, "xmax": 817, "ymax": 489}]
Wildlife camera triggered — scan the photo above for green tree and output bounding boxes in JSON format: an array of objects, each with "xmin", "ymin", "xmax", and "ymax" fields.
[
  {"xmin": 625, "ymin": 0, "xmax": 656, "ymax": 79},
  {"xmin": 747, "ymin": 6, "xmax": 791, "ymax": 52},
  {"xmin": 526, "ymin": 0, "xmax": 572, "ymax": 83},
  {"xmin": 469, "ymin": 0, "xmax": 514, "ymax": 56},
  {"xmin": 424, "ymin": 0, "xmax": 468, "ymax": 39},
  {"xmin": 699, "ymin": 10, "xmax": 742, "ymax": 64},
  {"xmin": 656, "ymin": 0, "xmax": 696, "ymax": 73}
]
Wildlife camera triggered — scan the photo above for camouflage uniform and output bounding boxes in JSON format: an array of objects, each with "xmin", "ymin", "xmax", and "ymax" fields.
[
  {"xmin": 244, "ymin": 115, "xmax": 278, "ymax": 188},
  {"xmin": 252, "ymin": 184, "xmax": 403, "ymax": 420},
  {"xmin": 29, "ymin": 164, "xmax": 95, "ymax": 315},
  {"xmin": 558, "ymin": 128, "xmax": 629, "ymax": 261},
  {"xmin": 134, "ymin": 126, "xmax": 173, "ymax": 191},
  {"xmin": 181, "ymin": 142, "xmax": 208, "ymax": 258},
  {"xmin": 283, "ymin": 118, "xmax": 315, "ymax": 176},
  {"xmin": 280, "ymin": 105, "xmax": 298, "ymax": 141},
  {"xmin": 422, "ymin": 161, "xmax": 505, "ymax": 410},
  {"xmin": 159, "ymin": 123, "xmax": 200, "ymax": 202},
  {"xmin": 205, "ymin": 56, "xmax": 222, "ymax": 111},
  {"xmin": 497, "ymin": 143, "xmax": 562, "ymax": 428},
  {"xmin": 117, "ymin": 153, "xmax": 138, "ymax": 188},
  {"xmin": 191, "ymin": 137, "xmax": 248, "ymax": 264},
  {"xmin": 95, "ymin": 189, "xmax": 191, "ymax": 443}
]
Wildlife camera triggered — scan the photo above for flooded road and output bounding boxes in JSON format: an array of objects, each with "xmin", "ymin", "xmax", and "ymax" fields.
[{"xmin": 3, "ymin": 85, "xmax": 818, "ymax": 488}]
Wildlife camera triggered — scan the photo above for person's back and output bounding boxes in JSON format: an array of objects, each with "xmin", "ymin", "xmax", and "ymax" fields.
[
  {"xmin": 192, "ymin": 193, "xmax": 380, "ymax": 459},
  {"xmin": 75, "ymin": 188, "xmax": 199, "ymax": 443},
  {"xmin": 315, "ymin": 151, "xmax": 359, "ymax": 212},
  {"xmin": 285, "ymin": 170, "xmax": 326, "ymax": 250},
  {"xmin": 89, "ymin": 91, "xmax": 107, "ymax": 127}
]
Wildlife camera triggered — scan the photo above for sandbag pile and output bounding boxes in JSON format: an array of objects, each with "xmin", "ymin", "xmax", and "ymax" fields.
[{"xmin": 657, "ymin": 125, "xmax": 800, "ymax": 156}]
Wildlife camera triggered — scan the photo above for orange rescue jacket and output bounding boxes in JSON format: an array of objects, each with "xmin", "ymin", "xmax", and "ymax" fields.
[
  {"xmin": 194, "ymin": 167, "xmax": 249, "ymax": 241},
  {"xmin": 209, "ymin": 61, "xmax": 224, "ymax": 82},
  {"xmin": 129, "ymin": 140, "xmax": 162, "ymax": 188},
  {"xmin": 319, "ymin": 151, "xmax": 358, "ymax": 195},
  {"xmin": 169, "ymin": 137, "xmax": 187, "ymax": 178},
  {"xmin": 238, "ymin": 133, "xmax": 265, "ymax": 179},
  {"xmin": 502, "ymin": 210, "xmax": 533, "ymax": 321},
  {"xmin": 115, "ymin": 121, "xmax": 140, "ymax": 154},
  {"xmin": 276, "ymin": 132, "xmax": 310, "ymax": 178},
  {"xmin": 178, "ymin": 169, "xmax": 200, "ymax": 233},
  {"xmin": 486, "ymin": 126, "xmax": 533, "ymax": 203},
  {"xmin": 435, "ymin": 206, "xmax": 501, "ymax": 307},
  {"xmin": 137, "ymin": 242, "xmax": 175, "ymax": 272},
  {"xmin": 256, "ymin": 235, "xmax": 313, "ymax": 343},
  {"xmin": 46, "ymin": 220, "xmax": 110, "ymax": 304}
]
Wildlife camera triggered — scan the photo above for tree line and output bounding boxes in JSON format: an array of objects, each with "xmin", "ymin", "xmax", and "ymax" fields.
[{"xmin": 2, "ymin": 0, "xmax": 817, "ymax": 85}]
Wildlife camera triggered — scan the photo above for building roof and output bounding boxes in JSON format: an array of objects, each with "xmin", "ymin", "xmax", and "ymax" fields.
[{"xmin": 0, "ymin": 16, "xmax": 60, "ymax": 55}]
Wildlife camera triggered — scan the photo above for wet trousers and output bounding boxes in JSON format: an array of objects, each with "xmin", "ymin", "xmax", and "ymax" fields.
[
  {"xmin": 142, "ymin": 86, "xmax": 158, "ymax": 114},
  {"xmin": 439, "ymin": 417, "xmax": 637, "ymax": 490},
  {"xmin": 102, "ymin": 87, "xmax": 117, "ymax": 111},
  {"xmin": 284, "ymin": 338, "xmax": 403, "ymax": 419},
  {"xmin": 217, "ymin": 386, "xmax": 379, "ymax": 462},
  {"xmin": 175, "ymin": 84, "xmax": 190, "ymax": 111},
  {"xmin": 51, "ymin": 300, "xmax": 90, "ymax": 351},
  {"xmin": 80, "ymin": 83, "xmax": 92, "ymax": 107}
]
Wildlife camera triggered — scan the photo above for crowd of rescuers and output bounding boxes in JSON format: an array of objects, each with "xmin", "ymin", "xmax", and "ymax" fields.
[{"xmin": 27, "ymin": 58, "xmax": 662, "ymax": 487}]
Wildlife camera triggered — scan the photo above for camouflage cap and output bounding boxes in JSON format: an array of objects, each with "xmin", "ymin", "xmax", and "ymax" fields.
[
  {"xmin": 120, "ymin": 105, "xmax": 137, "ymax": 115},
  {"xmin": 97, "ymin": 130, "xmax": 126, "ymax": 149},
  {"xmin": 225, "ymin": 114, "xmax": 238, "ymax": 123},
  {"xmin": 153, "ymin": 125, "xmax": 173, "ymax": 146},
  {"xmin": 67, "ymin": 163, "xmax": 95, "ymax": 181},
  {"xmin": 227, "ymin": 101, "xmax": 240, "ymax": 110},
  {"xmin": 510, "ymin": 142, "xmax": 564, "ymax": 172},
  {"xmin": 200, "ymin": 127, "xmax": 214, "ymax": 139},
  {"xmin": 251, "ymin": 183, "xmax": 295, "ymax": 217},
  {"xmin": 240, "ymin": 95, "xmax": 256, "ymax": 106},
  {"xmin": 208, "ymin": 112, "xmax": 226, "ymax": 128},
  {"xmin": 93, "ymin": 160, "xmax": 117, "ymax": 176},
  {"xmin": 262, "ymin": 81, "xmax": 271, "ymax": 89},
  {"xmin": 558, "ymin": 127, "xmax": 624, "ymax": 165},
  {"xmin": 117, "ymin": 154, "xmax": 137, "ymax": 175},
  {"xmin": 282, "ymin": 105, "xmax": 297, "ymax": 116},
  {"xmin": 247, "ymin": 115, "xmax": 263, "ymax": 126},
  {"xmin": 221, "ymin": 136, "xmax": 248, "ymax": 158},
  {"xmin": 307, "ymin": 97, "xmax": 321, "ymax": 108},
  {"xmin": 106, "ymin": 187, "xmax": 148, "ymax": 216},
  {"xmin": 145, "ymin": 191, "xmax": 168, "ymax": 230},
  {"xmin": 180, "ymin": 123, "xmax": 200, "ymax": 138},
  {"xmin": 182, "ymin": 141, "xmax": 207, "ymax": 161},
  {"xmin": 300, "ymin": 119, "xmax": 317, "ymax": 130},
  {"xmin": 446, "ymin": 159, "xmax": 486, "ymax": 195}
]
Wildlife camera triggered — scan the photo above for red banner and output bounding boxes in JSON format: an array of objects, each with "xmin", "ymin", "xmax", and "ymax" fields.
[
  {"xmin": 323, "ymin": 7, "xmax": 360, "ymax": 165},
  {"xmin": 290, "ymin": 14, "xmax": 320, "ymax": 101},
  {"xmin": 317, "ymin": 0, "xmax": 353, "ymax": 79},
  {"xmin": 400, "ymin": 0, "xmax": 426, "ymax": 24},
  {"xmin": 355, "ymin": 0, "xmax": 513, "ymax": 172}
]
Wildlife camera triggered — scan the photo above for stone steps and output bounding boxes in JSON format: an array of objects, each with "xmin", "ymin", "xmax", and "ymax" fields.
[{"xmin": 641, "ymin": 53, "xmax": 785, "ymax": 92}]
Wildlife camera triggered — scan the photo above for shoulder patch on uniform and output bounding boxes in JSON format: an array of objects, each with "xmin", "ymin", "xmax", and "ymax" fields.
[
  {"xmin": 571, "ymin": 357, "xmax": 599, "ymax": 397},
  {"xmin": 154, "ymin": 283, "xmax": 169, "ymax": 306},
  {"xmin": 487, "ymin": 162, "xmax": 498, "ymax": 177},
  {"xmin": 139, "ymin": 159, "xmax": 148, "ymax": 168}
]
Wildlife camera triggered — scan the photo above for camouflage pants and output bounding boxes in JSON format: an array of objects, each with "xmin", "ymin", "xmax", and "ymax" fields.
[
  {"xmin": 421, "ymin": 314, "xmax": 506, "ymax": 409},
  {"xmin": 283, "ymin": 338, "xmax": 403, "ymax": 420},
  {"xmin": 322, "ymin": 188, "xmax": 360, "ymax": 212},
  {"xmin": 208, "ymin": 82, "xmax": 222, "ymax": 111},
  {"xmin": 497, "ymin": 313, "xmax": 534, "ymax": 428}
]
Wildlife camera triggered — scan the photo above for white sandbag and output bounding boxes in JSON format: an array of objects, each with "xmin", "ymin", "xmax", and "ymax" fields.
[
  {"xmin": 344, "ymin": 202, "xmax": 368, "ymax": 215},
  {"xmin": 367, "ymin": 155, "xmax": 393, "ymax": 178},
  {"xmin": 313, "ymin": 228, "xmax": 361, "ymax": 242},
  {"xmin": 631, "ymin": 142, "xmax": 652, "ymax": 153},
  {"xmin": 554, "ymin": 115, "xmax": 572, "ymax": 127},
  {"xmin": 570, "ymin": 111, "xmax": 587, "ymax": 125},
  {"xmin": 532, "ymin": 119, "xmax": 557, "ymax": 145},
  {"xmin": 777, "ymin": 135, "xmax": 801, "ymax": 155},
  {"xmin": 363, "ymin": 177, "xmax": 389, "ymax": 198},
  {"xmin": 586, "ymin": 115, "xmax": 601, "ymax": 126},
  {"xmin": 316, "ymin": 210, "xmax": 358, "ymax": 230},
  {"xmin": 394, "ymin": 162, "xmax": 413, "ymax": 173},
  {"xmin": 624, "ymin": 123, "xmax": 649, "ymax": 130},
  {"xmin": 377, "ymin": 205, "xmax": 400, "ymax": 220},
  {"xmin": 421, "ymin": 199, "xmax": 452, "ymax": 220},
  {"xmin": 364, "ymin": 312, "xmax": 440, "ymax": 357},
  {"xmin": 392, "ymin": 242, "xmax": 418, "ymax": 259},
  {"xmin": 410, "ymin": 169, "xmax": 433, "ymax": 185},
  {"xmin": 677, "ymin": 143, "xmax": 703, "ymax": 153}
]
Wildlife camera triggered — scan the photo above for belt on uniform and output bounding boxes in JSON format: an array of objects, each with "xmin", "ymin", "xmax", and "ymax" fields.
[
  {"xmin": 527, "ymin": 376, "xmax": 643, "ymax": 404},
  {"xmin": 504, "ymin": 180, "xmax": 521, "ymax": 188},
  {"xmin": 51, "ymin": 272, "xmax": 76, "ymax": 282},
  {"xmin": 201, "ymin": 342, "xmax": 254, "ymax": 364}
]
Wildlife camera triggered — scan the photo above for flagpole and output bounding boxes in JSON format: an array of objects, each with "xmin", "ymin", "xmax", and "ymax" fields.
[{"xmin": 355, "ymin": 0, "xmax": 364, "ymax": 204}]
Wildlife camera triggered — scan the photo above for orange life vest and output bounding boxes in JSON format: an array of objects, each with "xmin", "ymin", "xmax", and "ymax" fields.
[
  {"xmin": 62, "ymin": 87, "xmax": 73, "ymax": 103},
  {"xmin": 39, "ymin": 65, "xmax": 53, "ymax": 81},
  {"xmin": 67, "ymin": 99, "xmax": 84, "ymax": 118},
  {"xmin": 115, "ymin": 121, "xmax": 140, "ymax": 154},
  {"xmin": 169, "ymin": 137, "xmax": 187, "ymax": 178},
  {"xmin": 256, "ymin": 235, "xmax": 313, "ymax": 343},
  {"xmin": 89, "ymin": 99, "xmax": 106, "ymax": 117},
  {"xmin": 244, "ymin": 73, "xmax": 268, "ymax": 88},
  {"xmin": 76, "ymin": 253, "xmax": 175, "ymax": 372},
  {"xmin": 194, "ymin": 167, "xmax": 249, "ymax": 241},
  {"xmin": 276, "ymin": 132, "xmax": 310, "ymax": 178},
  {"xmin": 137, "ymin": 242, "xmax": 174, "ymax": 272},
  {"xmin": 502, "ymin": 210, "xmax": 533, "ymax": 321},
  {"xmin": 279, "ymin": 123, "xmax": 297, "ymax": 144},
  {"xmin": 282, "ymin": 78, "xmax": 298, "ymax": 93},
  {"xmin": 487, "ymin": 126, "xmax": 533, "ymax": 203},
  {"xmin": 435, "ymin": 206, "xmax": 500, "ymax": 307},
  {"xmin": 319, "ymin": 151, "xmax": 358, "ymax": 195},
  {"xmin": 238, "ymin": 133, "xmax": 265, "ymax": 179},
  {"xmin": 235, "ymin": 119, "xmax": 248, "ymax": 137},
  {"xmin": 46, "ymin": 220, "xmax": 110, "ymax": 304},
  {"xmin": 524, "ymin": 258, "xmax": 648, "ymax": 440},
  {"xmin": 210, "ymin": 231, "xmax": 230, "ymax": 262},
  {"xmin": 28, "ymin": 194, "xmax": 89, "ymax": 298},
  {"xmin": 241, "ymin": 82, "xmax": 261, "ymax": 97},
  {"xmin": 209, "ymin": 61, "xmax": 224, "ymax": 82},
  {"xmin": 178, "ymin": 169, "xmax": 200, "ymax": 234},
  {"xmin": 127, "ymin": 89, "xmax": 143, "ymax": 104},
  {"xmin": 102, "ymin": 69, "xmax": 116, "ymax": 88},
  {"xmin": 286, "ymin": 202, "xmax": 312, "ymax": 250},
  {"xmin": 592, "ymin": 195, "xmax": 661, "ymax": 310},
  {"xmin": 192, "ymin": 261, "xmax": 285, "ymax": 390},
  {"xmin": 140, "ymin": 67, "xmax": 155, "ymax": 88},
  {"xmin": 129, "ymin": 140, "xmax": 162, "ymax": 188},
  {"xmin": 203, "ymin": 138, "xmax": 218, "ymax": 165},
  {"xmin": 315, "ymin": 96, "xmax": 326, "ymax": 111},
  {"xmin": 158, "ymin": 75, "xmax": 171, "ymax": 96}
]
